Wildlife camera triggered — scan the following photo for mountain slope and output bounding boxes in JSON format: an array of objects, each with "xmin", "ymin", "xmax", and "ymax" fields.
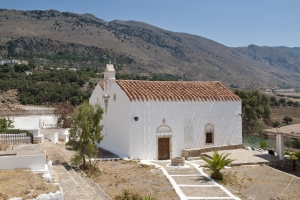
[{"xmin": 0, "ymin": 9, "xmax": 299, "ymax": 89}]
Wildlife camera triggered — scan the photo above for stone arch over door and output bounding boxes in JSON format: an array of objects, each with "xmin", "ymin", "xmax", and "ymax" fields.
[
  {"xmin": 156, "ymin": 124, "xmax": 172, "ymax": 160},
  {"xmin": 156, "ymin": 125, "xmax": 172, "ymax": 133},
  {"xmin": 204, "ymin": 123, "xmax": 214, "ymax": 144}
]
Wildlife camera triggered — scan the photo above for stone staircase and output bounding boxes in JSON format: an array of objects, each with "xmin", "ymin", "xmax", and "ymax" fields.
[
  {"xmin": 33, "ymin": 138, "xmax": 40, "ymax": 144},
  {"xmin": 41, "ymin": 141, "xmax": 111, "ymax": 200}
]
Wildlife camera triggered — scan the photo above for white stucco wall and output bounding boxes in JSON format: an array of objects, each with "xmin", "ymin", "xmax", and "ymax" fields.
[
  {"xmin": 89, "ymin": 84, "xmax": 104, "ymax": 108},
  {"xmin": 90, "ymin": 83, "xmax": 131, "ymax": 157},
  {"xmin": 12, "ymin": 116, "xmax": 57, "ymax": 130},
  {"xmin": 0, "ymin": 154, "xmax": 46, "ymax": 170},
  {"xmin": 128, "ymin": 100, "xmax": 242, "ymax": 159}
]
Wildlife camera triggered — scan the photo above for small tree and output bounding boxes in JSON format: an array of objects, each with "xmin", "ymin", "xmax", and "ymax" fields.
[
  {"xmin": 0, "ymin": 117, "xmax": 14, "ymax": 129},
  {"xmin": 283, "ymin": 116, "xmax": 293, "ymax": 124},
  {"xmin": 279, "ymin": 98, "xmax": 286, "ymax": 105},
  {"xmin": 67, "ymin": 101, "xmax": 104, "ymax": 169},
  {"xmin": 201, "ymin": 151, "xmax": 234, "ymax": 180},
  {"xmin": 269, "ymin": 96, "xmax": 276, "ymax": 102},
  {"xmin": 274, "ymin": 101, "xmax": 280, "ymax": 107},
  {"xmin": 271, "ymin": 120, "xmax": 281, "ymax": 128},
  {"xmin": 287, "ymin": 100, "xmax": 294, "ymax": 106}
]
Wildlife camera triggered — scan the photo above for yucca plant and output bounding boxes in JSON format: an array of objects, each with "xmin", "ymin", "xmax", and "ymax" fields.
[{"xmin": 201, "ymin": 151, "xmax": 234, "ymax": 180}]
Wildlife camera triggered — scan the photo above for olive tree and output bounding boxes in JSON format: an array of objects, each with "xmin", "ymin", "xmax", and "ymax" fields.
[
  {"xmin": 234, "ymin": 90, "xmax": 271, "ymax": 133},
  {"xmin": 67, "ymin": 101, "xmax": 104, "ymax": 169}
]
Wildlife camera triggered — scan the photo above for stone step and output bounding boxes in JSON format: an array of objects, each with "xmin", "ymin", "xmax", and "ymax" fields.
[
  {"xmin": 33, "ymin": 138, "xmax": 40, "ymax": 144},
  {"xmin": 80, "ymin": 175, "xmax": 111, "ymax": 200},
  {"xmin": 53, "ymin": 143, "xmax": 109, "ymax": 200},
  {"xmin": 68, "ymin": 169, "xmax": 102, "ymax": 200}
]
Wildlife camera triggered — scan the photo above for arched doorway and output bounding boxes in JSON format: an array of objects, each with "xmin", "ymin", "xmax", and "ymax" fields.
[{"xmin": 156, "ymin": 125, "xmax": 172, "ymax": 160}]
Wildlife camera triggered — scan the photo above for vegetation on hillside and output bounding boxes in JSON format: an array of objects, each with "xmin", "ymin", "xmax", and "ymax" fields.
[
  {"xmin": 0, "ymin": 63, "xmax": 98, "ymax": 105},
  {"xmin": 2, "ymin": 9, "xmax": 300, "ymax": 88}
]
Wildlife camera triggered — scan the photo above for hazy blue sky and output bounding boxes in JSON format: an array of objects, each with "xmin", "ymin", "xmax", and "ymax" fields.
[{"xmin": 1, "ymin": 0, "xmax": 299, "ymax": 47}]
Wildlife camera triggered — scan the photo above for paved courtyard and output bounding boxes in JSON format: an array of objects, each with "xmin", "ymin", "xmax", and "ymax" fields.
[
  {"xmin": 145, "ymin": 160, "xmax": 240, "ymax": 200},
  {"xmin": 205, "ymin": 149, "xmax": 280, "ymax": 165}
]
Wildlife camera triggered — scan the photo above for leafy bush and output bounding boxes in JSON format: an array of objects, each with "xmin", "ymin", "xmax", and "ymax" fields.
[
  {"xmin": 260, "ymin": 141, "xmax": 267, "ymax": 149},
  {"xmin": 271, "ymin": 120, "xmax": 281, "ymax": 128},
  {"xmin": 283, "ymin": 116, "xmax": 293, "ymax": 124},
  {"xmin": 279, "ymin": 98, "xmax": 286, "ymax": 105},
  {"xmin": 287, "ymin": 100, "xmax": 294, "ymax": 106},
  {"xmin": 201, "ymin": 151, "xmax": 234, "ymax": 180}
]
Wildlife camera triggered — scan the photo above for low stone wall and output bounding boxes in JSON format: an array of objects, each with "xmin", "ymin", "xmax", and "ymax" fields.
[
  {"xmin": 267, "ymin": 158, "xmax": 294, "ymax": 172},
  {"xmin": 182, "ymin": 144, "xmax": 243, "ymax": 158},
  {"xmin": 0, "ymin": 153, "xmax": 46, "ymax": 170}
]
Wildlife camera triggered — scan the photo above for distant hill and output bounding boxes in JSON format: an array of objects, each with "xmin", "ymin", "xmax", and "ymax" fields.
[{"xmin": 0, "ymin": 8, "xmax": 300, "ymax": 89}]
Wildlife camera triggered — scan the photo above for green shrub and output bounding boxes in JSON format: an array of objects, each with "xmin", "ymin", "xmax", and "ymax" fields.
[
  {"xmin": 260, "ymin": 141, "xmax": 267, "ymax": 149},
  {"xmin": 271, "ymin": 120, "xmax": 281, "ymax": 128},
  {"xmin": 283, "ymin": 116, "xmax": 293, "ymax": 124},
  {"xmin": 0, "ymin": 129, "xmax": 31, "ymax": 136}
]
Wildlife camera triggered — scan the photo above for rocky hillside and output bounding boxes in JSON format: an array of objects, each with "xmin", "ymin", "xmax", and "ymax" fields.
[{"xmin": 0, "ymin": 8, "xmax": 299, "ymax": 89}]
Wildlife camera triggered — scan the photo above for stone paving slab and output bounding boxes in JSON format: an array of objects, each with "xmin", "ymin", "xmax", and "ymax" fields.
[
  {"xmin": 152, "ymin": 161, "xmax": 200, "ymax": 175},
  {"xmin": 40, "ymin": 141, "xmax": 109, "ymax": 200},
  {"xmin": 147, "ymin": 160, "xmax": 240, "ymax": 200},
  {"xmin": 205, "ymin": 149, "xmax": 280, "ymax": 165},
  {"xmin": 180, "ymin": 186, "xmax": 230, "ymax": 197},
  {"xmin": 172, "ymin": 175, "xmax": 214, "ymax": 185},
  {"xmin": 54, "ymin": 142, "xmax": 111, "ymax": 200}
]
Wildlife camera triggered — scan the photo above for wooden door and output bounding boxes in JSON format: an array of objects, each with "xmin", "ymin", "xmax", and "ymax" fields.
[{"xmin": 158, "ymin": 138, "xmax": 170, "ymax": 160}]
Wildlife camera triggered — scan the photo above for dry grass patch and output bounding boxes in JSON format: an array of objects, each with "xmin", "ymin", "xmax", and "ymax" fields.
[
  {"xmin": 0, "ymin": 169, "xmax": 58, "ymax": 199},
  {"xmin": 0, "ymin": 143, "xmax": 9, "ymax": 151},
  {"xmin": 217, "ymin": 165, "xmax": 300, "ymax": 200},
  {"xmin": 94, "ymin": 160, "xmax": 179, "ymax": 200}
]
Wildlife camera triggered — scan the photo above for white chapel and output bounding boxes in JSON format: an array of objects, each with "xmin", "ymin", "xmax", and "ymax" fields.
[{"xmin": 89, "ymin": 63, "xmax": 242, "ymax": 160}]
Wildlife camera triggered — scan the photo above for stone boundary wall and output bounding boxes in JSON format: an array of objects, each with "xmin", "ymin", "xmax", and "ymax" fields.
[
  {"xmin": 267, "ymin": 159, "xmax": 294, "ymax": 172},
  {"xmin": 0, "ymin": 110, "xmax": 55, "ymax": 116},
  {"xmin": 0, "ymin": 153, "xmax": 46, "ymax": 170},
  {"xmin": 182, "ymin": 144, "xmax": 243, "ymax": 158}
]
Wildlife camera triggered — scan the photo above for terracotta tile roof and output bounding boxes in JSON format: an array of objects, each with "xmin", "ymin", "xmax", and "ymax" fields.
[{"xmin": 114, "ymin": 80, "xmax": 240, "ymax": 102}]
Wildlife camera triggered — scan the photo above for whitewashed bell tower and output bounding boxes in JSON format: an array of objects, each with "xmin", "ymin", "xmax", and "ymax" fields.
[{"xmin": 103, "ymin": 61, "xmax": 116, "ymax": 113}]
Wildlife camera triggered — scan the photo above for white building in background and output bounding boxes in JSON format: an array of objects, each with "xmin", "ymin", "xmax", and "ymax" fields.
[
  {"xmin": 11, "ymin": 114, "xmax": 69, "ymax": 143},
  {"xmin": 90, "ymin": 64, "xmax": 242, "ymax": 160},
  {"xmin": 274, "ymin": 88, "xmax": 295, "ymax": 93}
]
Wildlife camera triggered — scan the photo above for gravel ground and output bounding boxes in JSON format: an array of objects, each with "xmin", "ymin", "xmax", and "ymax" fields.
[
  {"xmin": 0, "ymin": 169, "xmax": 58, "ymax": 199},
  {"xmin": 216, "ymin": 165, "xmax": 300, "ymax": 200},
  {"xmin": 94, "ymin": 160, "xmax": 179, "ymax": 200}
]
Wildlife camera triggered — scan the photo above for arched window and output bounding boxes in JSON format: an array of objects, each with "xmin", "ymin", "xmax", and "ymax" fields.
[{"xmin": 205, "ymin": 124, "xmax": 214, "ymax": 144}]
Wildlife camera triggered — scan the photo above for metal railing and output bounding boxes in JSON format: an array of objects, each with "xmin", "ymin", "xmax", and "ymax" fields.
[
  {"xmin": 0, "ymin": 110, "xmax": 55, "ymax": 116},
  {"xmin": 0, "ymin": 134, "xmax": 32, "ymax": 144}
]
